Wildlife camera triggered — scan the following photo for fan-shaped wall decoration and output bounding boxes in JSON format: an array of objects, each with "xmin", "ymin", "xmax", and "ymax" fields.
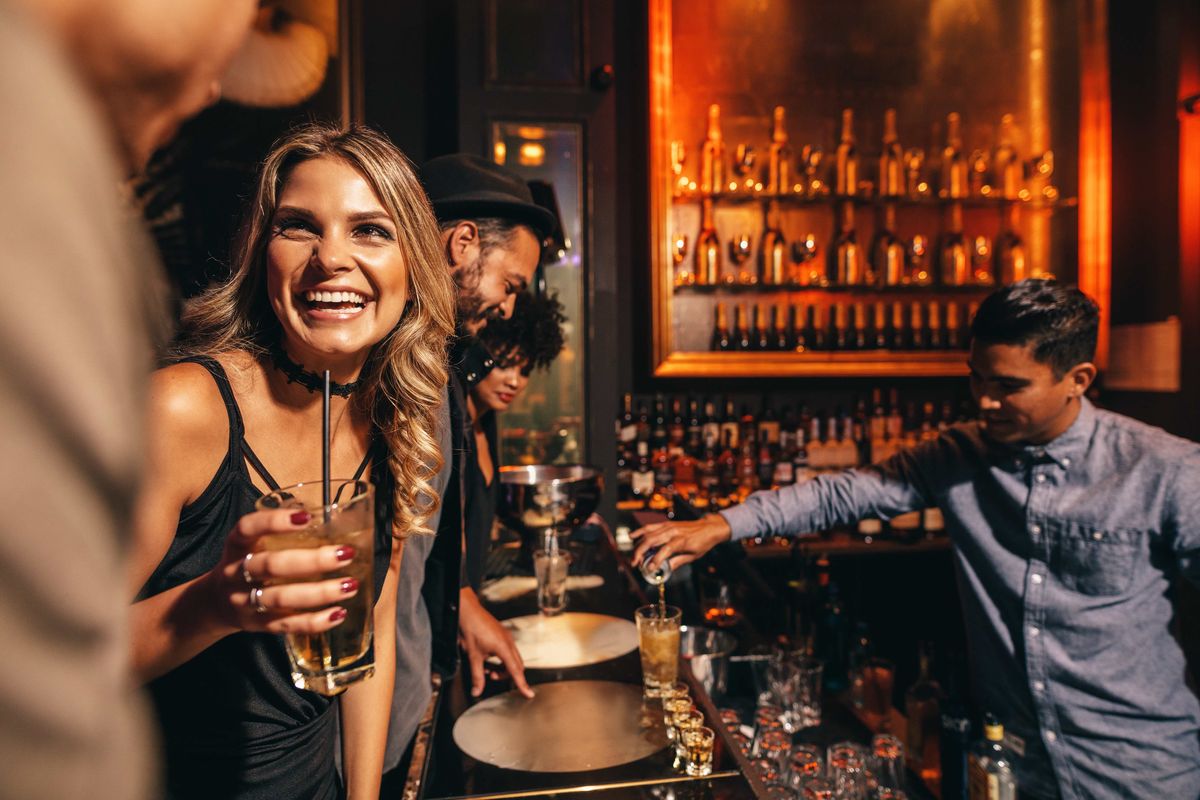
[{"xmin": 221, "ymin": 1, "xmax": 334, "ymax": 108}]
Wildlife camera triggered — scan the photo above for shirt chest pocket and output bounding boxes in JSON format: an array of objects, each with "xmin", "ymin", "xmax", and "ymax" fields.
[{"xmin": 1048, "ymin": 523, "xmax": 1143, "ymax": 597}]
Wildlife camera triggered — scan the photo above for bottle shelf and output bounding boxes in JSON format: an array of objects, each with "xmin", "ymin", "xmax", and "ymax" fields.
[
  {"xmin": 671, "ymin": 190, "xmax": 1078, "ymax": 211},
  {"xmin": 653, "ymin": 350, "xmax": 969, "ymax": 379},
  {"xmin": 673, "ymin": 282, "xmax": 996, "ymax": 295}
]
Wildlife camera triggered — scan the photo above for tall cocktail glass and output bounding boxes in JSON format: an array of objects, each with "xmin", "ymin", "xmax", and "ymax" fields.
[
  {"xmin": 533, "ymin": 549, "xmax": 571, "ymax": 615},
  {"xmin": 635, "ymin": 604, "xmax": 681, "ymax": 698}
]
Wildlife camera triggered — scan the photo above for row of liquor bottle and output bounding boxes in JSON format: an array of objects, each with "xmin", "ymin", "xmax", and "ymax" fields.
[
  {"xmin": 675, "ymin": 103, "xmax": 1056, "ymax": 203},
  {"xmin": 677, "ymin": 198, "xmax": 1029, "ymax": 289},
  {"xmin": 707, "ymin": 298, "xmax": 976, "ymax": 352},
  {"xmin": 614, "ymin": 391, "xmax": 970, "ymax": 513}
]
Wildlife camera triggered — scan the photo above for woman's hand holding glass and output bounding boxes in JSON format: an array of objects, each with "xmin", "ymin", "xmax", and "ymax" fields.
[{"xmin": 205, "ymin": 508, "xmax": 359, "ymax": 635}]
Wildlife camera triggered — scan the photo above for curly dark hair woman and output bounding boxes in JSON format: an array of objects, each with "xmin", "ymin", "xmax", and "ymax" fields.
[
  {"xmin": 477, "ymin": 291, "xmax": 567, "ymax": 376},
  {"xmin": 461, "ymin": 291, "xmax": 568, "ymax": 586}
]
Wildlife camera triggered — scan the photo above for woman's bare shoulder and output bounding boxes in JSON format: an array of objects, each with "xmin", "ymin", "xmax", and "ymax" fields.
[{"xmin": 148, "ymin": 361, "xmax": 230, "ymax": 449}]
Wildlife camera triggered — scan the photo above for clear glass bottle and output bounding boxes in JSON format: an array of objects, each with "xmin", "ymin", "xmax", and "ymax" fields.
[
  {"xmin": 836, "ymin": 108, "xmax": 859, "ymax": 196},
  {"xmin": 760, "ymin": 199, "xmax": 787, "ymax": 285},
  {"xmin": 830, "ymin": 201, "xmax": 865, "ymax": 285},
  {"xmin": 766, "ymin": 105, "xmax": 792, "ymax": 195},
  {"xmin": 940, "ymin": 112, "xmax": 968, "ymax": 199},
  {"xmin": 872, "ymin": 202, "xmax": 906, "ymax": 286},
  {"xmin": 968, "ymin": 714, "xmax": 1017, "ymax": 800},
  {"xmin": 695, "ymin": 198, "xmax": 721, "ymax": 285},
  {"xmin": 878, "ymin": 108, "xmax": 904, "ymax": 197},
  {"xmin": 700, "ymin": 103, "xmax": 725, "ymax": 195},
  {"xmin": 939, "ymin": 202, "xmax": 970, "ymax": 286},
  {"xmin": 995, "ymin": 202, "xmax": 1028, "ymax": 284},
  {"xmin": 992, "ymin": 114, "xmax": 1022, "ymax": 201}
]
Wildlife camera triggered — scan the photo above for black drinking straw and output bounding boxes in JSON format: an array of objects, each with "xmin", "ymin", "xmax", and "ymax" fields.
[{"xmin": 322, "ymin": 370, "xmax": 331, "ymax": 523}]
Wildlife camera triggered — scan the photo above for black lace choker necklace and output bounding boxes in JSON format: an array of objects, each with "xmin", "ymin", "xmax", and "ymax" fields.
[{"xmin": 269, "ymin": 342, "xmax": 362, "ymax": 397}]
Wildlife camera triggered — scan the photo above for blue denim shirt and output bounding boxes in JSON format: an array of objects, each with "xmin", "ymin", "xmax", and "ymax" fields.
[{"xmin": 722, "ymin": 400, "xmax": 1200, "ymax": 799}]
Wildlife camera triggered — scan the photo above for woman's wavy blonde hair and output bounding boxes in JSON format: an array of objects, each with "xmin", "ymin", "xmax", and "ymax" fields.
[{"xmin": 177, "ymin": 122, "xmax": 455, "ymax": 538}]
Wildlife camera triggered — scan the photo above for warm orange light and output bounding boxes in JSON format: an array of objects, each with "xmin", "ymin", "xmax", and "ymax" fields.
[
  {"xmin": 1181, "ymin": 3, "xmax": 1200, "ymax": 388},
  {"xmin": 1026, "ymin": 0, "xmax": 1051, "ymax": 281},
  {"xmin": 517, "ymin": 126, "xmax": 546, "ymax": 140},
  {"xmin": 493, "ymin": 141, "xmax": 507, "ymax": 165},
  {"xmin": 518, "ymin": 142, "xmax": 545, "ymax": 166},
  {"xmin": 1079, "ymin": 0, "xmax": 1112, "ymax": 368}
]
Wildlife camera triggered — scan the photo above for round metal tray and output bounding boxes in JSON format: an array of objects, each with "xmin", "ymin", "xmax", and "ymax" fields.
[
  {"xmin": 501, "ymin": 612, "xmax": 638, "ymax": 669},
  {"xmin": 452, "ymin": 680, "xmax": 668, "ymax": 772}
]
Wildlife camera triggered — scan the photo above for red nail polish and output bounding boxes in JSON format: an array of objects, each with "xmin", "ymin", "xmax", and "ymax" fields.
[
  {"xmin": 340, "ymin": 578, "xmax": 358, "ymax": 594},
  {"xmin": 334, "ymin": 546, "xmax": 356, "ymax": 561},
  {"xmin": 290, "ymin": 511, "xmax": 311, "ymax": 525},
  {"xmin": 329, "ymin": 608, "xmax": 347, "ymax": 622}
]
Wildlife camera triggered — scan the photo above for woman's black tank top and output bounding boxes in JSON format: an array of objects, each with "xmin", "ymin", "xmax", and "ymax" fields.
[{"xmin": 140, "ymin": 356, "xmax": 393, "ymax": 800}]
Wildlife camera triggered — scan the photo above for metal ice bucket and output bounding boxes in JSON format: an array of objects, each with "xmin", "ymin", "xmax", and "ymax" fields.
[
  {"xmin": 680, "ymin": 626, "xmax": 737, "ymax": 697},
  {"xmin": 498, "ymin": 464, "xmax": 604, "ymax": 550}
]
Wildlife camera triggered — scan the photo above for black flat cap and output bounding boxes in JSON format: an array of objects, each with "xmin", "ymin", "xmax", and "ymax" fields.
[{"xmin": 420, "ymin": 153, "xmax": 556, "ymax": 240}]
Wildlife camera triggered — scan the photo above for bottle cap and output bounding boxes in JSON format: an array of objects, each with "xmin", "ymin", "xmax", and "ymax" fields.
[{"xmin": 983, "ymin": 713, "xmax": 1004, "ymax": 741}]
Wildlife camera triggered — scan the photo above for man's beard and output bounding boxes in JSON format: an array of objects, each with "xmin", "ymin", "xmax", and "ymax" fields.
[{"xmin": 452, "ymin": 253, "xmax": 489, "ymax": 328}]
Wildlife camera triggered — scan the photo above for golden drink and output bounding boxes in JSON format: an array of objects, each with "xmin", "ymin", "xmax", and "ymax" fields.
[
  {"xmin": 672, "ymin": 708, "xmax": 703, "ymax": 760},
  {"xmin": 635, "ymin": 604, "xmax": 680, "ymax": 697},
  {"xmin": 259, "ymin": 525, "xmax": 374, "ymax": 677},
  {"xmin": 662, "ymin": 696, "xmax": 692, "ymax": 740},
  {"xmin": 257, "ymin": 480, "xmax": 375, "ymax": 695},
  {"xmin": 682, "ymin": 726, "xmax": 715, "ymax": 777}
]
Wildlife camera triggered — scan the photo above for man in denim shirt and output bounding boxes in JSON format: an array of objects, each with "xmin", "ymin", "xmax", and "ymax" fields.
[{"xmin": 634, "ymin": 280, "xmax": 1200, "ymax": 799}]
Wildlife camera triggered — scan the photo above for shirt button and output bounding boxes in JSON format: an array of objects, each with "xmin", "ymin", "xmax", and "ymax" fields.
[
  {"xmin": 1036, "ymin": 473, "xmax": 1047, "ymax": 484},
  {"xmin": 1062, "ymin": 457, "xmax": 1071, "ymax": 467},
  {"xmin": 1031, "ymin": 573, "xmax": 1043, "ymax": 585},
  {"xmin": 1029, "ymin": 626, "xmax": 1040, "ymax": 637},
  {"xmin": 1046, "ymin": 731, "xmax": 1058, "ymax": 743},
  {"xmin": 1030, "ymin": 524, "xmax": 1042, "ymax": 535},
  {"xmin": 1034, "ymin": 681, "xmax": 1045, "ymax": 691},
  {"xmin": 1092, "ymin": 531, "xmax": 1104, "ymax": 541}
]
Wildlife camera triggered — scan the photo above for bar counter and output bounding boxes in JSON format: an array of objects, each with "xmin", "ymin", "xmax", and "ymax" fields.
[{"xmin": 403, "ymin": 519, "xmax": 934, "ymax": 800}]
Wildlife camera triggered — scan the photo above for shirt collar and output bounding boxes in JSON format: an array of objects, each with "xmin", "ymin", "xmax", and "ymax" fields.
[
  {"xmin": 985, "ymin": 397, "xmax": 1096, "ymax": 469},
  {"xmin": 1022, "ymin": 397, "xmax": 1096, "ymax": 468}
]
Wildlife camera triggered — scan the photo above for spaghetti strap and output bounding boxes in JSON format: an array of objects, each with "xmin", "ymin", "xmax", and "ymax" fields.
[
  {"xmin": 352, "ymin": 441, "xmax": 375, "ymax": 481},
  {"xmin": 176, "ymin": 355, "xmax": 284, "ymax": 491},
  {"xmin": 177, "ymin": 356, "xmax": 244, "ymax": 458},
  {"xmin": 241, "ymin": 443, "xmax": 282, "ymax": 492}
]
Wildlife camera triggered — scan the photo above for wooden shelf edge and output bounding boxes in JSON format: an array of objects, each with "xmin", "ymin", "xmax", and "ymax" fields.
[{"xmin": 653, "ymin": 351, "xmax": 969, "ymax": 378}]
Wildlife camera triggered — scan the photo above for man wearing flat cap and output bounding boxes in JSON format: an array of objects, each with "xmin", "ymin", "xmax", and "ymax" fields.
[
  {"xmin": 423, "ymin": 154, "xmax": 556, "ymax": 333},
  {"xmin": 383, "ymin": 154, "xmax": 553, "ymax": 793}
]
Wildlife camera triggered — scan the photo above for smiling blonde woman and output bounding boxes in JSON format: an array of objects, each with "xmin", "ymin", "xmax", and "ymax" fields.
[{"xmin": 127, "ymin": 123, "xmax": 455, "ymax": 799}]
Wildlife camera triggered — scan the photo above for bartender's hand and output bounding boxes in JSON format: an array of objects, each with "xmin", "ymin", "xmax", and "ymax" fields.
[
  {"xmin": 458, "ymin": 586, "xmax": 535, "ymax": 699},
  {"xmin": 631, "ymin": 513, "xmax": 733, "ymax": 572}
]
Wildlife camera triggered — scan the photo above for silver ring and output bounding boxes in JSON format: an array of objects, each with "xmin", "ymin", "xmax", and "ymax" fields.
[
  {"xmin": 241, "ymin": 553, "xmax": 255, "ymax": 587},
  {"xmin": 250, "ymin": 586, "xmax": 268, "ymax": 614}
]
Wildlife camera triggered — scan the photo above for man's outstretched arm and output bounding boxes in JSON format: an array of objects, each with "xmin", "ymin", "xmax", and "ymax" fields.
[{"xmin": 632, "ymin": 450, "xmax": 935, "ymax": 572}]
